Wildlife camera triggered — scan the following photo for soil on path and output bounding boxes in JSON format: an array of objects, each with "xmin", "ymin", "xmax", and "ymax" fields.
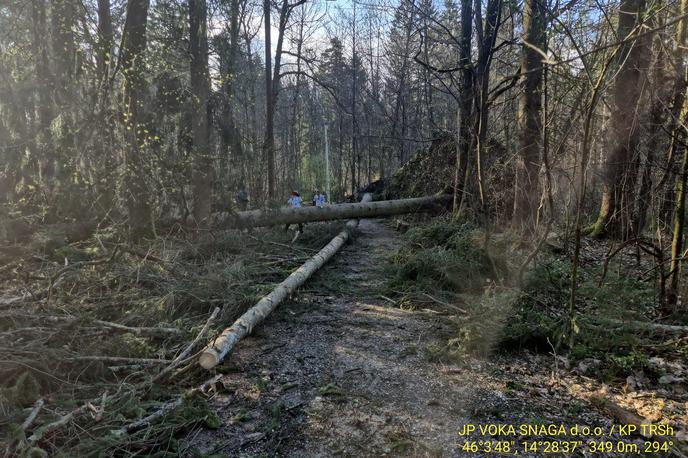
[{"xmin": 184, "ymin": 219, "xmax": 661, "ymax": 457}]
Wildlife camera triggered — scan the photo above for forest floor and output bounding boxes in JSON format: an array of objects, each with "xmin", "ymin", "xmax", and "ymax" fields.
[{"xmin": 184, "ymin": 219, "xmax": 684, "ymax": 457}]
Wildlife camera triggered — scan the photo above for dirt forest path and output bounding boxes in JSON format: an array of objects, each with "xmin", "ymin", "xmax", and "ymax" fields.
[{"xmin": 185, "ymin": 219, "xmax": 625, "ymax": 457}]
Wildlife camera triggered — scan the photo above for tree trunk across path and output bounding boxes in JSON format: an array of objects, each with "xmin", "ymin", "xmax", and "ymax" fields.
[
  {"xmin": 213, "ymin": 194, "xmax": 451, "ymax": 229},
  {"xmin": 200, "ymin": 194, "xmax": 375, "ymax": 369}
]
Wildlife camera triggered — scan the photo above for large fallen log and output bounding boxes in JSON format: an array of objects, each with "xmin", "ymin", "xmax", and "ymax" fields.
[
  {"xmin": 199, "ymin": 194, "xmax": 374, "ymax": 369},
  {"xmin": 596, "ymin": 318, "xmax": 688, "ymax": 334},
  {"xmin": 213, "ymin": 194, "xmax": 450, "ymax": 229}
]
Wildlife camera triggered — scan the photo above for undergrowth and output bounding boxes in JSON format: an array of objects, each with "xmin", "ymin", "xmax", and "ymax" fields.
[
  {"xmin": 0, "ymin": 221, "xmax": 345, "ymax": 455},
  {"xmin": 386, "ymin": 217, "xmax": 508, "ymax": 295},
  {"xmin": 385, "ymin": 217, "xmax": 675, "ymax": 383}
]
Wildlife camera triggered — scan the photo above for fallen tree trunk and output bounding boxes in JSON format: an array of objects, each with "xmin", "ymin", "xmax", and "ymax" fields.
[
  {"xmin": 213, "ymin": 194, "xmax": 450, "ymax": 229},
  {"xmin": 199, "ymin": 194, "xmax": 374, "ymax": 369},
  {"xmin": 597, "ymin": 318, "xmax": 688, "ymax": 334}
]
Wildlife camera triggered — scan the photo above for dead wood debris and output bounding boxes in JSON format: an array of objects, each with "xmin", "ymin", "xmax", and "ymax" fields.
[{"xmin": 0, "ymin": 225, "xmax": 321, "ymax": 455}]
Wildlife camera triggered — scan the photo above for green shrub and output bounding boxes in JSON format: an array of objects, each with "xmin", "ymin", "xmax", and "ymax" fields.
[
  {"xmin": 386, "ymin": 219, "xmax": 504, "ymax": 294},
  {"xmin": 500, "ymin": 256, "xmax": 656, "ymax": 367}
]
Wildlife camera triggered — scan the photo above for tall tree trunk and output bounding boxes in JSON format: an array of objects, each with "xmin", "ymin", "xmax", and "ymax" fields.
[
  {"xmin": 351, "ymin": 3, "xmax": 359, "ymax": 195},
  {"xmin": 96, "ymin": 0, "xmax": 113, "ymax": 85},
  {"xmin": 45, "ymin": 0, "xmax": 78, "ymax": 209},
  {"xmin": 95, "ymin": 0, "xmax": 114, "ymax": 209},
  {"xmin": 635, "ymin": 18, "xmax": 667, "ymax": 236},
  {"xmin": 512, "ymin": 0, "xmax": 546, "ymax": 232},
  {"xmin": 669, "ymin": 146, "xmax": 688, "ymax": 301},
  {"xmin": 587, "ymin": 0, "xmax": 647, "ymax": 238},
  {"xmin": 660, "ymin": 0, "xmax": 688, "ymax": 228},
  {"xmin": 189, "ymin": 0, "xmax": 212, "ymax": 226},
  {"xmin": 30, "ymin": 0, "xmax": 53, "ymax": 188},
  {"xmin": 668, "ymin": 0, "xmax": 688, "ymax": 303},
  {"xmin": 263, "ymin": 0, "xmax": 275, "ymax": 199},
  {"xmin": 473, "ymin": 0, "xmax": 502, "ymax": 211},
  {"xmin": 454, "ymin": 0, "xmax": 473, "ymax": 212},
  {"xmin": 120, "ymin": 0, "xmax": 152, "ymax": 237},
  {"xmin": 220, "ymin": 0, "xmax": 244, "ymax": 192},
  {"xmin": 291, "ymin": 9, "xmax": 305, "ymax": 188},
  {"xmin": 51, "ymin": 0, "xmax": 76, "ymax": 107}
]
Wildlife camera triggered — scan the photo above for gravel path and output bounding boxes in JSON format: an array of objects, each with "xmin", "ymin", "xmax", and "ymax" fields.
[{"xmin": 183, "ymin": 219, "xmax": 655, "ymax": 457}]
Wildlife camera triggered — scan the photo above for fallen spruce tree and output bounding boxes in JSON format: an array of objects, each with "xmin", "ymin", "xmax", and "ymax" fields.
[
  {"xmin": 199, "ymin": 193, "xmax": 374, "ymax": 369},
  {"xmin": 211, "ymin": 194, "xmax": 451, "ymax": 229}
]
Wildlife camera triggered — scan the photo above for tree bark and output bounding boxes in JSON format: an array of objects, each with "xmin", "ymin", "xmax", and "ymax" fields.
[
  {"xmin": 213, "ymin": 194, "xmax": 451, "ymax": 229},
  {"xmin": 454, "ymin": 0, "xmax": 473, "ymax": 212},
  {"xmin": 666, "ymin": 0, "xmax": 688, "ymax": 301},
  {"xmin": 264, "ymin": 0, "xmax": 275, "ymax": 199},
  {"xmin": 473, "ymin": 0, "xmax": 502, "ymax": 211},
  {"xmin": 669, "ymin": 141, "xmax": 688, "ymax": 300},
  {"xmin": 30, "ymin": 0, "xmax": 53, "ymax": 188},
  {"xmin": 220, "ymin": 0, "xmax": 244, "ymax": 190},
  {"xmin": 659, "ymin": 0, "xmax": 688, "ymax": 227},
  {"xmin": 120, "ymin": 0, "xmax": 152, "ymax": 237},
  {"xmin": 96, "ymin": 0, "xmax": 113, "ymax": 84},
  {"xmin": 512, "ymin": 0, "xmax": 546, "ymax": 232},
  {"xmin": 200, "ymin": 194, "xmax": 374, "ymax": 369},
  {"xmin": 587, "ymin": 0, "xmax": 647, "ymax": 238},
  {"xmin": 189, "ymin": 0, "xmax": 213, "ymax": 226}
]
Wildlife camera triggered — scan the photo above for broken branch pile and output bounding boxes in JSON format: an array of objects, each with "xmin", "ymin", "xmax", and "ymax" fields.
[
  {"xmin": 0, "ymin": 226, "xmax": 322, "ymax": 455},
  {"xmin": 1, "ymin": 192, "xmax": 448, "ymax": 454}
]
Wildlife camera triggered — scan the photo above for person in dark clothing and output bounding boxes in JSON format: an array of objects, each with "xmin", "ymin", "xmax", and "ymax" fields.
[{"xmin": 236, "ymin": 190, "xmax": 249, "ymax": 211}]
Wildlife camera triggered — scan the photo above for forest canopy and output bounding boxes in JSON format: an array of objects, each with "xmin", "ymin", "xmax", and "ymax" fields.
[{"xmin": 1, "ymin": 0, "xmax": 686, "ymax": 248}]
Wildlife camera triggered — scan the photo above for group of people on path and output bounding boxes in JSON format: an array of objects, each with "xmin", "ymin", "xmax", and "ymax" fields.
[
  {"xmin": 235, "ymin": 189, "xmax": 327, "ymax": 211},
  {"xmin": 286, "ymin": 189, "xmax": 327, "ymax": 232},
  {"xmin": 235, "ymin": 188, "xmax": 327, "ymax": 234},
  {"xmin": 287, "ymin": 189, "xmax": 326, "ymax": 208}
]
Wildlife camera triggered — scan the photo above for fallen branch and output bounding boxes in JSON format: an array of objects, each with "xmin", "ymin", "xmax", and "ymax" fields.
[
  {"xmin": 21, "ymin": 398, "xmax": 44, "ymax": 431},
  {"xmin": 8, "ymin": 315, "xmax": 181, "ymax": 337},
  {"xmin": 108, "ymin": 364, "xmax": 148, "ymax": 373},
  {"xmin": 28, "ymin": 403, "xmax": 91, "ymax": 445},
  {"xmin": 67, "ymin": 356, "xmax": 172, "ymax": 365},
  {"xmin": 597, "ymin": 318, "xmax": 688, "ymax": 334},
  {"xmin": 91, "ymin": 320, "xmax": 181, "ymax": 337},
  {"xmin": 47, "ymin": 248, "xmax": 120, "ymax": 301},
  {"xmin": 117, "ymin": 374, "xmax": 222, "ymax": 435},
  {"xmin": 590, "ymin": 394, "xmax": 688, "ymax": 457},
  {"xmin": 152, "ymin": 307, "xmax": 220, "ymax": 382},
  {"xmin": 0, "ymin": 295, "xmax": 27, "ymax": 307},
  {"xmin": 590, "ymin": 394, "xmax": 652, "ymax": 437},
  {"xmin": 199, "ymin": 194, "xmax": 374, "ymax": 369},
  {"xmin": 420, "ymin": 292, "xmax": 468, "ymax": 314}
]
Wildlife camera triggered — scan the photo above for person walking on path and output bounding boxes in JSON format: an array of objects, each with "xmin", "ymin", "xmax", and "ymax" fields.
[
  {"xmin": 315, "ymin": 190, "xmax": 326, "ymax": 207},
  {"xmin": 286, "ymin": 191, "xmax": 304, "ymax": 232}
]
